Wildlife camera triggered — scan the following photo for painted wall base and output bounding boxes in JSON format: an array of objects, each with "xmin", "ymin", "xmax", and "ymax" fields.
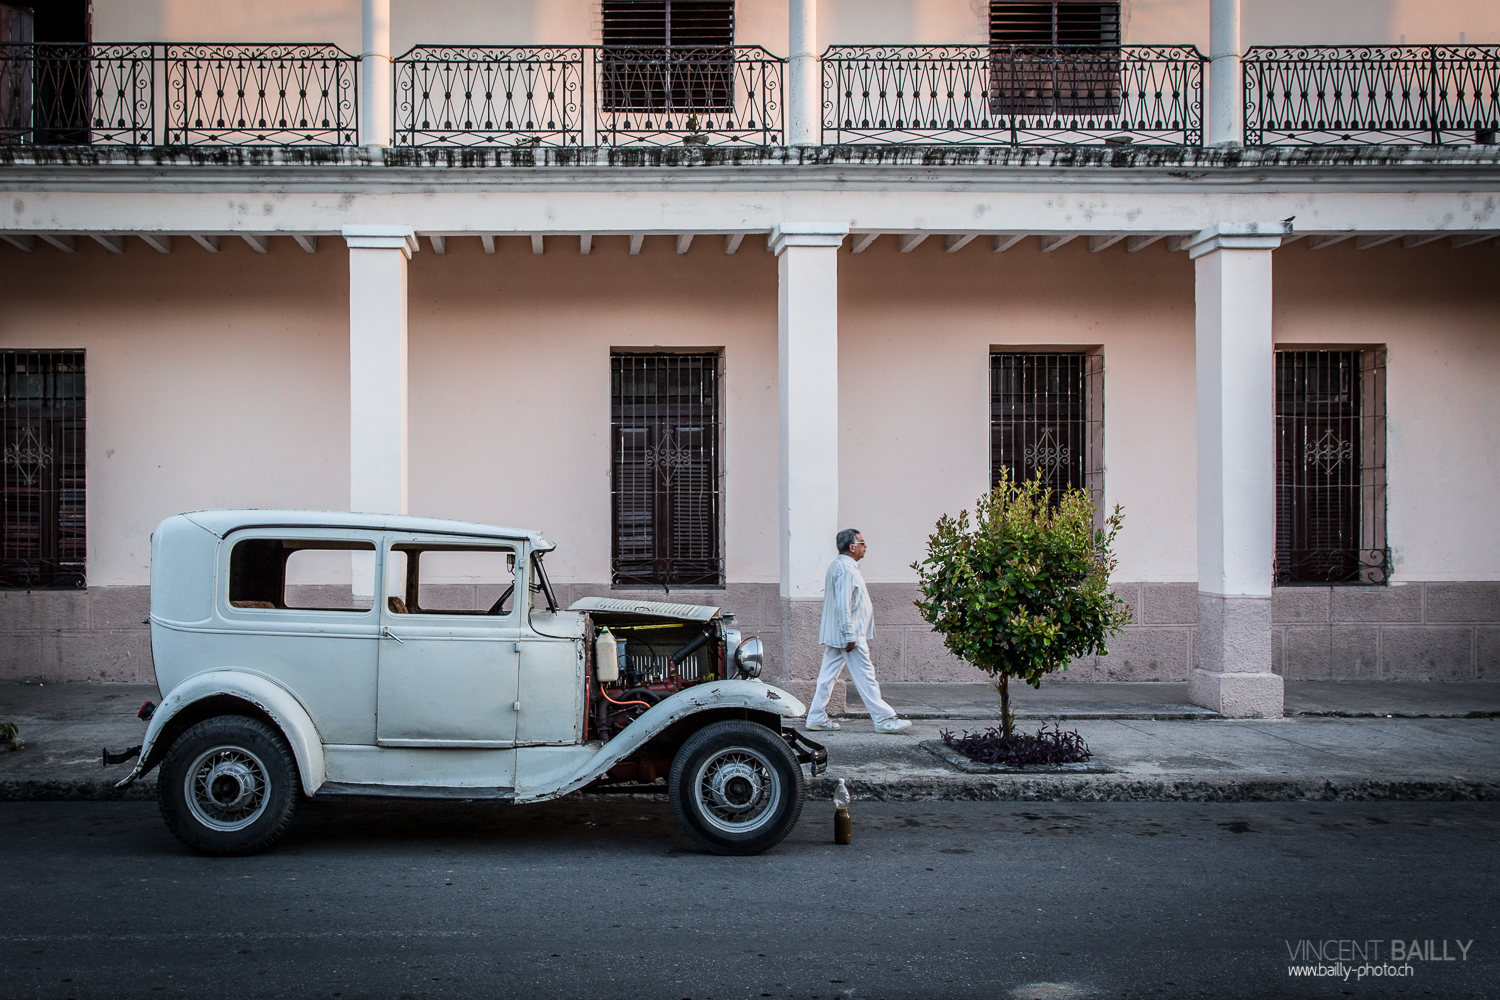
[
  {"xmin": 1, "ymin": 581, "xmax": 1495, "ymax": 688},
  {"xmin": 1187, "ymin": 667, "xmax": 1285, "ymax": 718},
  {"xmin": 1192, "ymin": 592, "xmax": 1282, "ymax": 717}
]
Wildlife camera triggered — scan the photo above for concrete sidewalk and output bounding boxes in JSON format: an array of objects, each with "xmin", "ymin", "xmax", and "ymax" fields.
[
  {"xmin": 853, "ymin": 679, "xmax": 1500, "ymax": 719},
  {"xmin": 2, "ymin": 681, "xmax": 1498, "ymax": 803}
]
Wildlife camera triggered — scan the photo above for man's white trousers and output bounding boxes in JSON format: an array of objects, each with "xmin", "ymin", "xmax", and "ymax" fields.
[{"xmin": 806, "ymin": 640, "xmax": 897, "ymax": 724}]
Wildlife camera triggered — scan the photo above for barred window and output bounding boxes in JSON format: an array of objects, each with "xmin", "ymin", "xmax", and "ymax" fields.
[
  {"xmin": 990, "ymin": 352, "xmax": 1103, "ymax": 516},
  {"xmin": 600, "ymin": 0, "xmax": 735, "ymax": 111},
  {"xmin": 611, "ymin": 352, "xmax": 723, "ymax": 588},
  {"xmin": 2, "ymin": 351, "xmax": 85, "ymax": 588},
  {"xmin": 1275, "ymin": 349, "xmax": 1388, "ymax": 585},
  {"xmin": 989, "ymin": 1, "xmax": 1122, "ymax": 116}
]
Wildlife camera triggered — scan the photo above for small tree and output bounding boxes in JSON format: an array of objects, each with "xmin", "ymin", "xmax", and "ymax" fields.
[{"xmin": 912, "ymin": 471, "xmax": 1133, "ymax": 736}]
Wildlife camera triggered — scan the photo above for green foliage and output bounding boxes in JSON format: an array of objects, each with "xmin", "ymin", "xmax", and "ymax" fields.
[
  {"xmin": 0, "ymin": 721, "xmax": 19, "ymax": 751},
  {"xmin": 912, "ymin": 471, "xmax": 1133, "ymax": 728}
]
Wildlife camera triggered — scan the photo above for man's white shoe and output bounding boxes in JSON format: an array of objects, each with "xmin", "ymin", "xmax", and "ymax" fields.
[
  {"xmin": 874, "ymin": 717, "xmax": 913, "ymax": 733},
  {"xmin": 805, "ymin": 719, "xmax": 842, "ymax": 732}
]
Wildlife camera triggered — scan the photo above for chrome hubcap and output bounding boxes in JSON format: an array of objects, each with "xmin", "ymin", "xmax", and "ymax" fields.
[
  {"xmin": 184, "ymin": 745, "xmax": 270, "ymax": 832},
  {"xmin": 693, "ymin": 748, "xmax": 781, "ymax": 834}
]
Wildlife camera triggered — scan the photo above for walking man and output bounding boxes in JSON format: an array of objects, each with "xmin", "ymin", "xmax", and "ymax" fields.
[{"xmin": 805, "ymin": 528, "xmax": 912, "ymax": 733}]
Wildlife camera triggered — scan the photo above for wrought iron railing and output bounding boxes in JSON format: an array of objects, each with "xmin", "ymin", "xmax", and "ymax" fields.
[
  {"xmin": 13, "ymin": 40, "xmax": 1499, "ymax": 151},
  {"xmin": 1245, "ymin": 45, "xmax": 1500, "ymax": 146},
  {"xmin": 595, "ymin": 46, "xmax": 782, "ymax": 146},
  {"xmin": 395, "ymin": 45, "xmax": 781, "ymax": 146},
  {"xmin": 163, "ymin": 44, "xmax": 357, "ymax": 145},
  {"xmin": 0, "ymin": 42, "xmax": 155, "ymax": 144},
  {"xmin": 0, "ymin": 42, "xmax": 357, "ymax": 145},
  {"xmin": 395, "ymin": 46, "xmax": 582, "ymax": 146},
  {"xmin": 822, "ymin": 44, "xmax": 1203, "ymax": 145}
]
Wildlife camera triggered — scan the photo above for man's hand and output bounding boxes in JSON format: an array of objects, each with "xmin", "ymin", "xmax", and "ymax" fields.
[{"xmin": 845, "ymin": 641, "xmax": 856, "ymax": 652}]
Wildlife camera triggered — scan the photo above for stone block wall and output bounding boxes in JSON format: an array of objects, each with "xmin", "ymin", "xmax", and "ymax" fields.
[
  {"xmin": 1, "ymin": 580, "xmax": 1495, "ymax": 685},
  {"xmin": 0, "ymin": 586, "xmax": 154, "ymax": 683},
  {"xmin": 1273, "ymin": 583, "xmax": 1500, "ymax": 681}
]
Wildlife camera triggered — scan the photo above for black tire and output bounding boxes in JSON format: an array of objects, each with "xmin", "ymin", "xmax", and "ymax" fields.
[
  {"xmin": 669, "ymin": 720, "xmax": 805, "ymax": 856},
  {"xmin": 157, "ymin": 716, "xmax": 299, "ymax": 856}
]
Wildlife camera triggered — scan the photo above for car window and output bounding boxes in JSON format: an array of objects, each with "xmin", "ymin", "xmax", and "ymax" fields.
[
  {"xmin": 385, "ymin": 544, "xmax": 518, "ymax": 617},
  {"xmin": 228, "ymin": 538, "xmax": 376, "ymax": 612}
]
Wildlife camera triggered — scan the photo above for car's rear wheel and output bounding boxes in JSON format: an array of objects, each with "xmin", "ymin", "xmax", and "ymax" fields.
[
  {"xmin": 669, "ymin": 720, "xmax": 805, "ymax": 855},
  {"xmin": 157, "ymin": 716, "xmax": 298, "ymax": 856}
]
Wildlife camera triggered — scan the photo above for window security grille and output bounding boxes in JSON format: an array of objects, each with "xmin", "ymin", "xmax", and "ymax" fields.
[
  {"xmin": 611, "ymin": 352, "xmax": 723, "ymax": 588},
  {"xmin": 600, "ymin": 0, "xmax": 735, "ymax": 111},
  {"xmin": 989, "ymin": 1, "xmax": 1122, "ymax": 116},
  {"xmin": 1275, "ymin": 349, "xmax": 1388, "ymax": 585},
  {"xmin": 990, "ymin": 352, "xmax": 1104, "ymax": 518},
  {"xmin": 2, "ymin": 351, "xmax": 85, "ymax": 588}
]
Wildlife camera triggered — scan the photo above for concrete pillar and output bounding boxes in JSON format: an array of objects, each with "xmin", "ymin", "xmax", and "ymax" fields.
[
  {"xmin": 342, "ymin": 225, "xmax": 417, "ymax": 516},
  {"xmin": 1186, "ymin": 222, "xmax": 1290, "ymax": 718},
  {"xmin": 787, "ymin": 0, "xmax": 819, "ymax": 145},
  {"xmin": 360, "ymin": 0, "xmax": 392, "ymax": 147},
  {"xmin": 770, "ymin": 222, "xmax": 846, "ymax": 705},
  {"xmin": 1207, "ymin": 0, "xmax": 1242, "ymax": 145}
]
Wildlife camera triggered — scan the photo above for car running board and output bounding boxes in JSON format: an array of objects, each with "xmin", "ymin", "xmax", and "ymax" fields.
[{"xmin": 315, "ymin": 782, "xmax": 517, "ymax": 802}]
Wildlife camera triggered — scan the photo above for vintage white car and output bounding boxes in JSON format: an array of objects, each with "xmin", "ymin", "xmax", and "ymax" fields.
[{"xmin": 109, "ymin": 510, "xmax": 825, "ymax": 856}]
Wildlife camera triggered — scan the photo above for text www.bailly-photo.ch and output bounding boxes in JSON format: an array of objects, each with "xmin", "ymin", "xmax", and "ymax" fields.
[{"xmin": 1284, "ymin": 939, "xmax": 1474, "ymax": 981}]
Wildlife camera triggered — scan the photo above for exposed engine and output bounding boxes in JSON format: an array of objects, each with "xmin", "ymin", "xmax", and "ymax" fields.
[{"xmin": 578, "ymin": 603, "xmax": 762, "ymax": 745}]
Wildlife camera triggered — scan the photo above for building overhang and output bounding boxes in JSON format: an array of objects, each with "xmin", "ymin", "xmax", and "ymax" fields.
[{"xmin": 1, "ymin": 144, "xmax": 1497, "ymax": 254}]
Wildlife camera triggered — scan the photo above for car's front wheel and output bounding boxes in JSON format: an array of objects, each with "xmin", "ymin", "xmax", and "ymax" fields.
[
  {"xmin": 157, "ymin": 716, "xmax": 299, "ymax": 856},
  {"xmin": 669, "ymin": 720, "xmax": 805, "ymax": 855}
]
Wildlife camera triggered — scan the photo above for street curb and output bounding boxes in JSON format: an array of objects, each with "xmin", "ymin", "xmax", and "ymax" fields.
[
  {"xmin": 6, "ymin": 775, "xmax": 1500, "ymax": 804},
  {"xmin": 839, "ymin": 711, "xmax": 1221, "ymax": 722},
  {"xmin": 1, "ymin": 778, "xmax": 157, "ymax": 802},
  {"xmin": 805, "ymin": 776, "xmax": 1500, "ymax": 803}
]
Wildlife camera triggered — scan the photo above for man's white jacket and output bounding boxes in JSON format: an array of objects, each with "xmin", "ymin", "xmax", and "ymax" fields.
[{"xmin": 819, "ymin": 553, "xmax": 876, "ymax": 648}]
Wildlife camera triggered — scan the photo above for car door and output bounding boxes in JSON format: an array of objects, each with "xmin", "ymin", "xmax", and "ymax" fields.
[
  {"xmin": 516, "ymin": 551, "xmax": 585, "ymax": 746},
  {"xmin": 375, "ymin": 538, "xmax": 522, "ymax": 748}
]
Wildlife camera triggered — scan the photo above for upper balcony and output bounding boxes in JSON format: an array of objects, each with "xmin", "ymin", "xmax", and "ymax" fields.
[{"xmin": 0, "ymin": 41, "xmax": 1496, "ymax": 155}]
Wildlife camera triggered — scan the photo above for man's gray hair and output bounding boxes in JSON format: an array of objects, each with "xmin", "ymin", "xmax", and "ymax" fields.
[{"xmin": 836, "ymin": 528, "xmax": 862, "ymax": 554}]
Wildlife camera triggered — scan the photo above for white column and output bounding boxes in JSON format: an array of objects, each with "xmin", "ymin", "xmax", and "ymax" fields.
[
  {"xmin": 1207, "ymin": 0, "xmax": 1242, "ymax": 145},
  {"xmin": 771, "ymin": 223, "xmax": 846, "ymax": 599},
  {"xmin": 343, "ymin": 225, "xmax": 416, "ymax": 516},
  {"xmin": 360, "ymin": 0, "xmax": 392, "ymax": 147},
  {"xmin": 787, "ymin": 0, "xmax": 819, "ymax": 145},
  {"xmin": 1186, "ymin": 222, "xmax": 1289, "ymax": 718}
]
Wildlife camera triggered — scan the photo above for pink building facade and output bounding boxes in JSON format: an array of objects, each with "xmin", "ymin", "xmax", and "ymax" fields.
[{"xmin": 2, "ymin": 1, "xmax": 1498, "ymax": 715}]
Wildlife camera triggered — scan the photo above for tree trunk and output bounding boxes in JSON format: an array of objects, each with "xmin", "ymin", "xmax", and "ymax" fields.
[{"xmin": 999, "ymin": 674, "xmax": 1012, "ymax": 738}]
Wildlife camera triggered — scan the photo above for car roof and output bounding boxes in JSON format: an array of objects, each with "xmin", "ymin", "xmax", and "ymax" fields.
[{"xmin": 174, "ymin": 509, "xmax": 552, "ymax": 549}]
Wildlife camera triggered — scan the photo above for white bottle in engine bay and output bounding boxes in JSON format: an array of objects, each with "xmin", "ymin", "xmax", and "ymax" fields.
[{"xmin": 595, "ymin": 627, "xmax": 620, "ymax": 682}]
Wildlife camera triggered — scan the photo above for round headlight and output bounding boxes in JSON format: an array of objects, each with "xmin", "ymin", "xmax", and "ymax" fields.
[{"xmin": 734, "ymin": 637, "xmax": 764, "ymax": 679}]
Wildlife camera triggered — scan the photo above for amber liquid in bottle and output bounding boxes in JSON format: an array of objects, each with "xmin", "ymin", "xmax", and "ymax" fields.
[{"xmin": 833, "ymin": 778, "xmax": 852, "ymax": 844}]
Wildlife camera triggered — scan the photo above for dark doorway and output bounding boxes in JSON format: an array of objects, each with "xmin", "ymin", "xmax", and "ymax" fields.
[{"xmin": 1, "ymin": 0, "xmax": 93, "ymax": 143}]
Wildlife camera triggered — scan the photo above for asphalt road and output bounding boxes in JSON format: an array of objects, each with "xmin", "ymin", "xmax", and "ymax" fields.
[{"xmin": 3, "ymin": 799, "xmax": 1496, "ymax": 1000}]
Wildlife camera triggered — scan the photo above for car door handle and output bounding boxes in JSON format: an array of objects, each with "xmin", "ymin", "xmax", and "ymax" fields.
[{"xmin": 381, "ymin": 627, "xmax": 405, "ymax": 644}]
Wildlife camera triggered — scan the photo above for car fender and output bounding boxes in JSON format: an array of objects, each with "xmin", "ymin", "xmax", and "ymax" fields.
[
  {"xmin": 115, "ymin": 669, "xmax": 326, "ymax": 795},
  {"xmin": 514, "ymin": 680, "xmax": 806, "ymax": 803}
]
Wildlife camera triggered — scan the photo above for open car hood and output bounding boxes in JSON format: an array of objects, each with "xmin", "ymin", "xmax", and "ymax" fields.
[{"xmin": 567, "ymin": 596, "xmax": 720, "ymax": 622}]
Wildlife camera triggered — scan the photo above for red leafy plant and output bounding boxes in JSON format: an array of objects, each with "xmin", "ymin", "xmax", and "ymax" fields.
[{"xmin": 940, "ymin": 722, "xmax": 1092, "ymax": 767}]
